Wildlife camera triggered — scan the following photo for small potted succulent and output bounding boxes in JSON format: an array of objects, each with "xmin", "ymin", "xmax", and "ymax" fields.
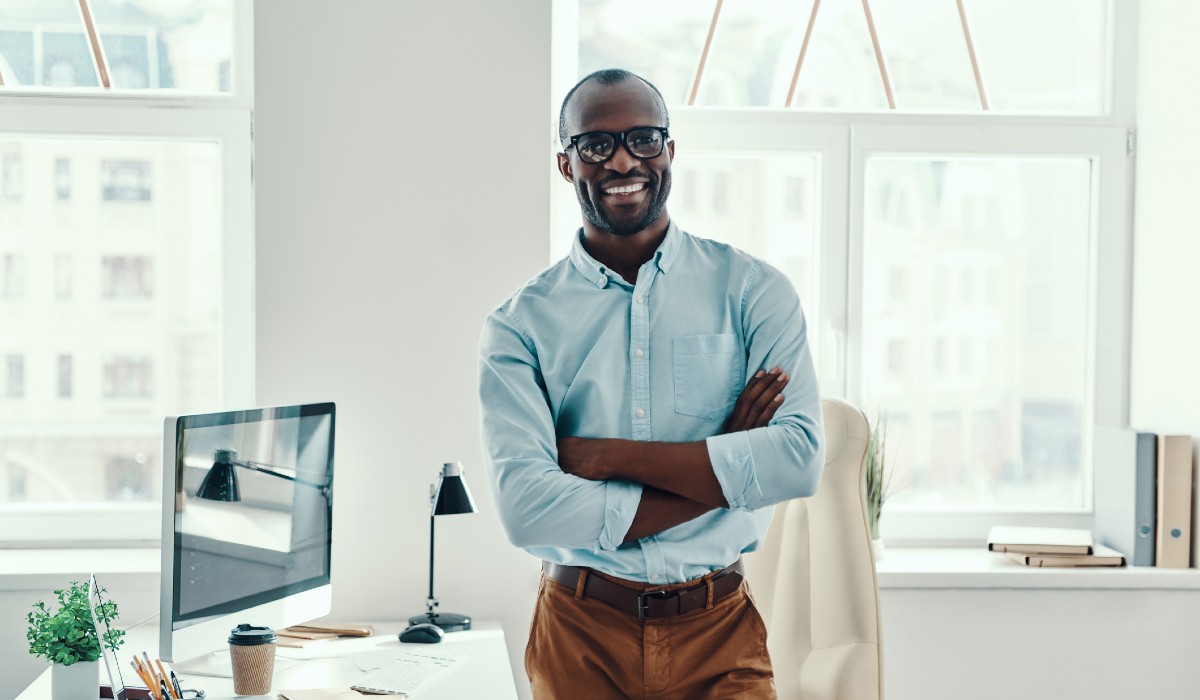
[{"xmin": 27, "ymin": 580, "xmax": 125, "ymax": 700}]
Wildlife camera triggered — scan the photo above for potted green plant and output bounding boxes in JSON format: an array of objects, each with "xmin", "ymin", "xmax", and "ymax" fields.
[
  {"xmin": 27, "ymin": 580, "xmax": 124, "ymax": 700},
  {"xmin": 865, "ymin": 414, "xmax": 896, "ymax": 562}
]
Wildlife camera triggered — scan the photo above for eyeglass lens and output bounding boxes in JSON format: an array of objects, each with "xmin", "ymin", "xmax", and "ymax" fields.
[{"xmin": 575, "ymin": 128, "xmax": 664, "ymax": 163}]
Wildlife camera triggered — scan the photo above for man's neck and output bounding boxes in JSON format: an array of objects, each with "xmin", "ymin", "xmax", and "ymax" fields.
[{"xmin": 581, "ymin": 217, "xmax": 670, "ymax": 285}]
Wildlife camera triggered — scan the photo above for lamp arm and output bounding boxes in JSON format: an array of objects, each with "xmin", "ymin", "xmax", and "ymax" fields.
[{"xmin": 232, "ymin": 459, "xmax": 329, "ymax": 493}]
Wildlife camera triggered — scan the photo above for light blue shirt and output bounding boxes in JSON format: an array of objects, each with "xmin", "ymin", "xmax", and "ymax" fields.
[{"xmin": 478, "ymin": 222, "xmax": 823, "ymax": 584}]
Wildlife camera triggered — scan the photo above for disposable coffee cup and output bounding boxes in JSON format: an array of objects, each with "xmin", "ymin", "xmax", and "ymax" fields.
[{"xmin": 228, "ymin": 624, "xmax": 278, "ymax": 695}]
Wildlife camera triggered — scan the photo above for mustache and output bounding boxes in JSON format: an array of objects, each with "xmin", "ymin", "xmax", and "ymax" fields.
[{"xmin": 597, "ymin": 171, "xmax": 656, "ymax": 189}]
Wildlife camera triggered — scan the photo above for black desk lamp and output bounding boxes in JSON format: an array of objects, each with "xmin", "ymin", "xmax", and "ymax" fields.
[
  {"xmin": 197, "ymin": 448, "xmax": 328, "ymax": 502},
  {"xmin": 408, "ymin": 461, "xmax": 477, "ymax": 632}
]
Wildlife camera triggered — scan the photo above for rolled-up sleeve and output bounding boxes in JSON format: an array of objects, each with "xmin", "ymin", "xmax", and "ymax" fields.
[
  {"xmin": 706, "ymin": 262, "xmax": 824, "ymax": 511},
  {"xmin": 479, "ymin": 309, "xmax": 642, "ymax": 550}
]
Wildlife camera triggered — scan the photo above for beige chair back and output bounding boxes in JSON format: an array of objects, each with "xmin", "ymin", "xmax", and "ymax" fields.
[{"xmin": 743, "ymin": 397, "xmax": 882, "ymax": 700}]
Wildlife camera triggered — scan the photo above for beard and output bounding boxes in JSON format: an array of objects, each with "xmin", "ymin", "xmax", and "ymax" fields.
[{"xmin": 577, "ymin": 168, "xmax": 672, "ymax": 237}]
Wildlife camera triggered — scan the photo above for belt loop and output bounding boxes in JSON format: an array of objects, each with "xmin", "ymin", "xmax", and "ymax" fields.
[
  {"xmin": 574, "ymin": 569, "xmax": 589, "ymax": 600},
  {"xmin": 705, "ymin": 577, "xmax": 715, "ymax": 610}
]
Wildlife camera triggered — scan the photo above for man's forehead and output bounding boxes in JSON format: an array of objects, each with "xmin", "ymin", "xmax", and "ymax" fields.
[{"xmin": 566, "ymin": 80, "xmax": 664, "ymax": 133}]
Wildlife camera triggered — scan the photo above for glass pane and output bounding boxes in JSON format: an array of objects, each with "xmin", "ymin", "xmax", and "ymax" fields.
[
  {"xmin": 862, "ymin": 156, "xmax": 1092, "ymax": 510},
  {"xmin": 0, "ymin": 0, "xmax": 235, "ymax": 93},
  {"xmin": 577, "ymin": 0, "xmax": 1109, "ymax": 113},
  {"xmin": 0, "ymin": 136, "xmax": 222, "ymax": 506},
  {"xmin": 670, "ymin": 154, "xmax": 823, "ymax": 366},
  {"xmin": 578, "ymin": 0, "xmax": 716, "ymax": 104},
  {"xmin": 964, "ymin": 0, "xmax": 1107, "ymax": 114}
]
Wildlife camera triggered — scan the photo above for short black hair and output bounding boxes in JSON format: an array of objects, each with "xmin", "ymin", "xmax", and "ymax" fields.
[{"xmin": 558, "ymin": 68, "xmax": 670, "ymax": 144}]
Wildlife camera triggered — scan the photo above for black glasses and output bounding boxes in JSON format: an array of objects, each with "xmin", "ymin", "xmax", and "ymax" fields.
[{"xmin": 564, "ymin": 126, "xmax": 669, "ymax": 164}]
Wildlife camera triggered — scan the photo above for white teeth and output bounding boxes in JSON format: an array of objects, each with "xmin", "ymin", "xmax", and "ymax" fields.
[{"xmin": 604, "ymin": 183, "xmax": 646, "ymax": 195}]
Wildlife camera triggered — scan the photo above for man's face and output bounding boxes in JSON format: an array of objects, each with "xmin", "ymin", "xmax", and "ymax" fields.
[{"xmin": 558, "ymin": 80, "xmax": 674, "ymax": 237}]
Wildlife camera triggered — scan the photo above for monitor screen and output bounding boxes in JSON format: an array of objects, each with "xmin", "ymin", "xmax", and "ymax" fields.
[{"xmin": 168, "ymin": 403, "xmax": 335, "ymax": 630}]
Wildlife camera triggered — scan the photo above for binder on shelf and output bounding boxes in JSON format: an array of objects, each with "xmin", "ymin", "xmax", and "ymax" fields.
[
  {"xmin": 1156, "ymin": 435, "xmax": 1193, "ymax": 568},
  {"xmin": 1093, "ymin": 426, "xmax": 1157, "ymax": 566}
]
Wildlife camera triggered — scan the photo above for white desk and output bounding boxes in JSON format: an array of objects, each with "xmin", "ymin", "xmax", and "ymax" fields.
[{"xmin": 16, "ymin": 621, "xmax": 517, "ymax": 700}]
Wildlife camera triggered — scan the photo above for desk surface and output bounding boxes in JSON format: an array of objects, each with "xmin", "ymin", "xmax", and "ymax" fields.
[{"xmin": 17, "ymin": 621, "xmax": 517, "ymax": 700}]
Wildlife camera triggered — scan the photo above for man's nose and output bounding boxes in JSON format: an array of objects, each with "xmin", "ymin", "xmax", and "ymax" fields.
[{"xmin": 606, "ymin": 143, "xmax": 640, "ymax": 174}]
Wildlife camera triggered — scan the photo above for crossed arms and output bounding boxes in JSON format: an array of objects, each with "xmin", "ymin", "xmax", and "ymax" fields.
[{"xmin": 557, "ymin": 368, "xmax": 791, "ymax": 543}]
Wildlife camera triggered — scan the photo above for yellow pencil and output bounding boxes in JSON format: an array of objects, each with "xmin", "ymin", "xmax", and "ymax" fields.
[
  {"xmin": 155, "ymin": 659, "xmax": 178, "ymax": 699},
  {"xmin": 130, "ymin": 659, "xmax": 160, "ymax": 700}
]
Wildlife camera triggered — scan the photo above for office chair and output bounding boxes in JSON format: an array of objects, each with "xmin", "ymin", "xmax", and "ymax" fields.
[{"xmin": 743, "ymin": 397, "xmax": 883, "ymax": 700}]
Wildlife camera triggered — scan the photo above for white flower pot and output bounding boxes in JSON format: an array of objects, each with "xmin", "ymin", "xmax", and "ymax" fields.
[
  {"xmin": 52, "ymin": 659, "xmax": 98, "ymax": 700},
  {"xmin": 871, "ymin": 538, "xmax": 885, "ymax": 563}
]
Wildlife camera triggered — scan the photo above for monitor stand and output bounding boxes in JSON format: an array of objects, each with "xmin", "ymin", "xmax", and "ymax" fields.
[{"xmin": 170, "ymin": 648, "xmax": 299, "ymax": 678}]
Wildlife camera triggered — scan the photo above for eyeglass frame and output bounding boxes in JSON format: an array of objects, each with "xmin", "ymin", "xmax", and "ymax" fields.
[{"xmin": 562, "ymin": 126, "xmax": 671, "ymax": 164}]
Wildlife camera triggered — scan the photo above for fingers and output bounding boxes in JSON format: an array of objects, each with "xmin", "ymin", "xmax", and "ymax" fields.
[
  {"xmin": 745, "ymin": 369, "xmax": 788, "ymax": 427},
  {"xmin": 725, "ymin": 367, "xmax": 789, "ymax": 433}
]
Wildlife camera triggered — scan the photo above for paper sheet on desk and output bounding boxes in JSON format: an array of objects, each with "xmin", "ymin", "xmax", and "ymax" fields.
[{"xmin": 277, "ymin": 690, "xmax": 370, "ymax": 699}]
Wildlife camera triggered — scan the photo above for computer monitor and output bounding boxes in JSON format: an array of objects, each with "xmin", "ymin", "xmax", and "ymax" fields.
[{"xmin": 160, "ymin": 402, "xmax": 335, "ymax": 670}]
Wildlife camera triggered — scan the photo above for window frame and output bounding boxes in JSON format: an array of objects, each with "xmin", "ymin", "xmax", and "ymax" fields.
[
  {"xmin": 553, "ymin": 0, "xmax": 1139, "ymax": 544},
  {"xmin": 0, "ymin": 2, "xmax": 254, "ymax": 547}
]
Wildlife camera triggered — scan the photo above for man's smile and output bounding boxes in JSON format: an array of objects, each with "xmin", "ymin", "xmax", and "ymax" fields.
[{"xmin": 603, "ymin": 182, "xmax": 646, "ymax": 196}]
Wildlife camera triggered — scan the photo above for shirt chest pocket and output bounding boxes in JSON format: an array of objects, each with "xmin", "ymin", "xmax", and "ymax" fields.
[{"xmin": 672, "ymin": 333, "xmax": 742, "ymax": 422}]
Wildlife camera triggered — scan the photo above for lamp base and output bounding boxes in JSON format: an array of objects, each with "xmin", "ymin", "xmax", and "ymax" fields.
[{"xmin": 407, "ymin": 611, "xmax": 471, "ymax": 632}]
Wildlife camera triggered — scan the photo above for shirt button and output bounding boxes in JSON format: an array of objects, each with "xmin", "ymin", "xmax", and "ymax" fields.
[
  {"xmin": 635, "ymin": 295, "xmax": 644, "ymax": 304},
  {"xmin": 634, "ymin": 349, "xmax": 644, "ymax": 359},
  {"xmin": 635, "ymin": 408, "xmax": 646, "ymax": 418}
]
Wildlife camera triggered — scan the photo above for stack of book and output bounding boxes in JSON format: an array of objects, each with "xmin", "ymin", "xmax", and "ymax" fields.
[
  {"xmin": 987, "ymin": 526, "xmax": 1126, "ymax": 568},
  {"xmin": 277, "ymin": 623, "xmax": 374, "ymax": 648},
  {"xmin": 1094, "ymin": 428, "xmax": 1194, "ymax": 568}
]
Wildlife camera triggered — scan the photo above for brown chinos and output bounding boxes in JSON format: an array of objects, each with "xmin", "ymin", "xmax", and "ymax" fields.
[{"xmin": 525, "ymin": 566, "xmax": 776, "ymax": 699}]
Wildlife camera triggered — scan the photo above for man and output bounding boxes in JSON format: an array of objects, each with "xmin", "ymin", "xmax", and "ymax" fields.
[{"xmin": 478, "ymin": 68, "xmax": 823, "ymax": 698}]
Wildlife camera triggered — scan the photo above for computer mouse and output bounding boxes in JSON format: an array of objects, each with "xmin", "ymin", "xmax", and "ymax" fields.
[{"xmin": 398, "ymin": 623, "xmax": 445, "ymax": 644}]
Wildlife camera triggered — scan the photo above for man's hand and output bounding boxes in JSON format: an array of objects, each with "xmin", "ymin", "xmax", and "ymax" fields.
[{"xmin": 724, "ymin": 366, "xmax": 789, "ymax": 433}]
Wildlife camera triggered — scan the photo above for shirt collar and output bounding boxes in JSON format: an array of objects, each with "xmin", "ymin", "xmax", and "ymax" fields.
[{"xmin": 568, "ymin": 221, "xmax": 682, "ymax": 288}]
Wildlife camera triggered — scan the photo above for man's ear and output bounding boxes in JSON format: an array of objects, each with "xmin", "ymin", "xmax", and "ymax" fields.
[
  {"xmin": 667, "ymin": 139, "xmax": 676, "ymax": 162},
  {"xmin": 556, "ymin": 152, "xmax": 574, "ymax": 183}
]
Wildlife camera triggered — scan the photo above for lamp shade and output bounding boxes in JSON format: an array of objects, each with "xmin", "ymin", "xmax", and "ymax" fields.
[
  {"xmin": 432, "ymin": 462, "xmax": 476, "ymax": 516},
  {"xmin": 197, "ymin": 450, "xmax": 241, "ymax": 502}
]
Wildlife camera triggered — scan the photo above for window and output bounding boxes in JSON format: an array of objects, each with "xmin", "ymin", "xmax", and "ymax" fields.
[
  {"xmin": 57, "ymin": 354, "xmax": 72, "ymax": 398},
  {"xmin": 54, "ymin": 254, "xmax": 72, "ymax": 300},
  {"xmin": 2, "ymin": 151, "xmax": 21, "ymax": 200},
  {"xmin": 560, "ymin": 0, "xmax": 1135, "ymax": 541},
  {"xmin": 1, "ymin": 253, "xmax": 24, "ymax": 298},
  {"xmin": 101, "ymin": 159, "xmax": 152, "ymax": 202},
  {"xmin": 4, "ymin": 354, "xmax": 24, "ymax": 398},
  {"xmin": 0, "ymin": 2, "xmax": 252, "ymax": 545},
  {"xmin": 102, "ymin": 255, "xmax": 154, "ymax": 299},
  {"xmin": 102, "ymin": 354, "xmax": 154, "ymax": 399}
]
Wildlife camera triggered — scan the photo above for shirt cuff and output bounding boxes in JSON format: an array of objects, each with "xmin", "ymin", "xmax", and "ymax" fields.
[
  {"xmin": 598, "ymin": 480, "xmax": 643, "ymax": 551},
  {"xmin": 706, "ymin": 431, "xmax": 763, "ymax": 511}
]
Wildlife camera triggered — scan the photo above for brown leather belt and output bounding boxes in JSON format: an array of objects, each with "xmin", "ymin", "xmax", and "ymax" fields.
[{"xmin": 542, "ymin": 559, "xmax": 745, "ymax": 619}]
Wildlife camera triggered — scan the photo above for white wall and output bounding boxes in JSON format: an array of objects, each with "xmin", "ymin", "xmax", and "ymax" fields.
[
  {"xmin": 1130, "ymin": 0, "xmax": 1200, "ymax": 559},
  {"xmin": 253, "ymin": 1, "xmax": 552, "ymax": 697}
]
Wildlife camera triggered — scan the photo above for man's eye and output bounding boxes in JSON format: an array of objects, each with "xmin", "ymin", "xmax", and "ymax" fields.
[{"xmin": 581, "ymin": 142, "xmax": 612, "ymax": 158}]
